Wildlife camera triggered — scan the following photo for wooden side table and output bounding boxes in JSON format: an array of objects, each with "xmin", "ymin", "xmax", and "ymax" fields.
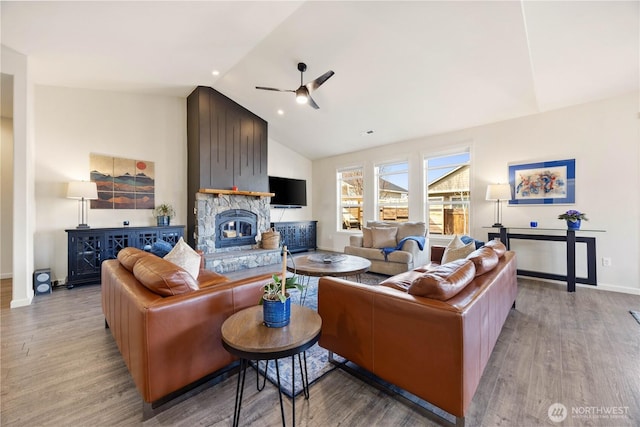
[{"xmin": 221, "ymin": 305, "xmax": 321, "ymax": 426}]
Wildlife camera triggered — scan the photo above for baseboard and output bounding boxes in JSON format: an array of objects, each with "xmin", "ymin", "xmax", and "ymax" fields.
[
  {"xmin": 517, "ymin": 276, "xmax": 640, "ymax": 295},
  {"xmin": 10, "ymin": 295, "xmax": 33, "ymax": 308},
  {"xmin": 590, "ymin": 283, "xmax": 640, "ymax": 295},
  {"xmin": 0, "ymin": 272, "xmax": 13, "ymax": 279}
]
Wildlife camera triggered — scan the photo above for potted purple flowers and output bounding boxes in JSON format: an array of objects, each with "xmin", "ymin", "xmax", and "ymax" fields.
[{"xmin": 558, "ymin": 210, "xmax": 588, "ymax": 230}]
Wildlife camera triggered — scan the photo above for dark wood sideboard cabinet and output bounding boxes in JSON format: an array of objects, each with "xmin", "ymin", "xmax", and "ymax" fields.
[
  {"xmin": 65, "ymin": 226, "xmax": 184, "ymax": 288},
  {"xmin": 271, "ymin": 221, "xmax": 317, "ymax": 253}
]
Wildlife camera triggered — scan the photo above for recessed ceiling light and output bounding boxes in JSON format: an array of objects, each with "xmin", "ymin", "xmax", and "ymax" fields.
[
  {"xmin": 277, "ymin": 109, "xmax": 284, "ymax": 115},
  {"xmin": 211, "ymin": 70, "xmax": 220, "ymax": 76}
]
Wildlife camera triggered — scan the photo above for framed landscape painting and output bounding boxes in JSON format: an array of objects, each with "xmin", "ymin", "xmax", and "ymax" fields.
[
  {"xmin": 90, "ymin": 153, "xmax": 155, "ymax": 209},
  {"xmin": 508, "ymin": 158, "xmax": 575, "ymax": 205}
]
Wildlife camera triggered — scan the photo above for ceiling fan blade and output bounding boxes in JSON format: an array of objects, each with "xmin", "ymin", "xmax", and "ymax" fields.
[
  {"xmin": 255, "ymin": 86, "xmax": 295, "ymax": 93},
  {"xmin": 307, "ymin": 94, "xmax": 320, "ymax": 109},
  {"xmin": 306, "ymin": 70, "xmax": 335, "ymax": 92}
]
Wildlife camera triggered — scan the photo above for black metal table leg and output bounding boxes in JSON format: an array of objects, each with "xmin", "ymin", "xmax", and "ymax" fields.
[
  {"xmin": 232, "ymin": 359, "xmax": 248, "ymax": 427},
  {"xmin": 291, "ymin": 354, "xmax": 295, "ymax": 426},
  {"xmin": 297, "ymin": 351, "xmax": 310, "ymax": 399},
  {"xmin": 299, "ymin": 275, "xmax": 311, "ymax": 306},
  {"xmin": 275, "ymin": 359, "xmax": 286, "ymax": 426},
  {"xmin": 567, "ymin": 230, "xmax": 576, "ymax": 292},
  {"xmin": 256, "ymin": 359, "xmax": 268, "ymax": 391}
]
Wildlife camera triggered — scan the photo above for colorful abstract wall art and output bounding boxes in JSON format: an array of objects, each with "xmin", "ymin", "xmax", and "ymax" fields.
[
  {"xmin": 508, "ymin": 159, "xmax": 575, "ymax": 205},
  {"xmin": 90, "ymin": 154, "xmax": 155, "ymax": 209}
]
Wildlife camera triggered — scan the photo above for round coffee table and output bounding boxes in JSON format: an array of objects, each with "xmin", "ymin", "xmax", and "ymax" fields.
[
  {"xmin": 288, "ymin": 253, "xmax": 371, "ymax": 278},
  {"xmin": 287, "ymin": 254, "xmax": 371, "ymax": 306},
  {"xmin": 221, "ymin": 305, "xmax": 321, "ymax": 427}
]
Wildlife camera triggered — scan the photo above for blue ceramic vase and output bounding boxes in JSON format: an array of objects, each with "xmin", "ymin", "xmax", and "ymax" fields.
[
  {"xmin": 566, "ymin": 219, "xmax": 581, "ymax": 230},
  {"xmin": 262, "ymin": 296, "xmax": 291, "ymax": 328}
]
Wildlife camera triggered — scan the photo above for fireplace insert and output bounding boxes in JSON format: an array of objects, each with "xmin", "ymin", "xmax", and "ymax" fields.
[{"xmin": 215, "ymin": 209, "xmax": 258, "ymax": 248}]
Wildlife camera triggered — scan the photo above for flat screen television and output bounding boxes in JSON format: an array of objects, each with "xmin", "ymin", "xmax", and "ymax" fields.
[{"xmin": 269, "ymin": 176, "xmax": 307, "ymax": 208}]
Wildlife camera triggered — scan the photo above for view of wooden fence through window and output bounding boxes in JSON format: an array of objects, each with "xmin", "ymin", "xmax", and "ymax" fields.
[
  {"xmin": 425, "ymin": 151, "xmax": 470, "ymax": 236},
  {"xmin": 338, "ymin": 167, "xmax": 364, "ymax": 230},
  {"xmin": 376, "ymin": 161, "xmax": 409, "ymax": 222}
]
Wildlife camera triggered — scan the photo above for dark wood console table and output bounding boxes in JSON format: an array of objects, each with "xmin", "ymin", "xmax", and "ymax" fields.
[
  {"xmin": 271, "ymin": 221, "xmax": 317, "ymax": 253},
  {"xmin": 65, "ymin": 225, "xmax": 184, "ymax": 288},
  {"xmin": 486, "ymin": 226, "xmax": 604, "ymax": 292}
]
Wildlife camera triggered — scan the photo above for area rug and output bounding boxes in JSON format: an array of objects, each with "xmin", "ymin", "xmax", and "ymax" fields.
[
  {"xmin": 252, "ymin": 272, "xmax": 386, "ymax": 398},
  {"xmin": 630, "ymin": 310, "xmax": 640, "ymax": 325}
]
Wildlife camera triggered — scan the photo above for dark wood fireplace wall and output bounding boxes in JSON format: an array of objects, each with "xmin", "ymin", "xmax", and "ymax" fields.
[{"xmin": 186, "ymin": 86, "xmax": 269, "ymax": 247}]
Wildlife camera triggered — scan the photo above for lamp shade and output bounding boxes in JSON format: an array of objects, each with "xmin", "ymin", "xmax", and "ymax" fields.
[
  {"xmin": 67, "ymin": 181, "xmax": 98, "ymax": 200},
  {"xmin": 485, "ymin": 183, "xmax": 511, "ymax": 201}
]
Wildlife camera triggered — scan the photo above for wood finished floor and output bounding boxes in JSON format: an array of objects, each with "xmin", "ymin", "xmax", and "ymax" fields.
[{"xmin": 1, "ymin": 275, "xmax": 639, "ymax": 426}]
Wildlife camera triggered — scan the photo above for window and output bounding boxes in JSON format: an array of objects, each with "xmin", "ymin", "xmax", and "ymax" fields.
[
  {"xmin": 425, "ymin": 151, "xmax": 470, "ymax": 235},
  {"xmin": 376, "ymin": 161, "xmax": 409, "ymax": 222},
  {"xmin": 338, "ymin": 166, "xmax": 363, "ymax": 230}
]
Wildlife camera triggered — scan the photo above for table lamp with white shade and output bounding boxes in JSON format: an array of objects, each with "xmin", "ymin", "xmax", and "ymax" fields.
[
  {"xmin": 485, "ymin": 183, "xmax": 511, "ymax": 227},
  {"xmin": 67, "ymin": 181, "xmax": 98, "ymax": 229}
]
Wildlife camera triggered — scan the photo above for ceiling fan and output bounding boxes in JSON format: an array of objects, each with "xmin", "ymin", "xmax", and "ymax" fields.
[{"xmin": 256, "ymin": 62, "xmax": 334, "ymax": 109}]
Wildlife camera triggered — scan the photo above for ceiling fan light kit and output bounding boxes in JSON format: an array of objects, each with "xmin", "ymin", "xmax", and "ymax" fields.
[
  {"xmin": 256, "ymin": 62, "xmax": 334, "ymax": 109},
  {"xmin": 295, "ymin": 87, "xmax": 308, "ymax": 104}
]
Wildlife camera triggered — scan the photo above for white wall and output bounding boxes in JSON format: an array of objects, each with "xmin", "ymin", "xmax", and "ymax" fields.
[
  {"xmin": 313, "ymin": 92, "xmax": 640, "ymax": 294},
  {"xmin": 268, "ymin": 138, "xmax": 313, "ymax": 224},
  {"xmin": 34, "ymin": 86, "xmax": 187, "ymax": 284},
  {"xmin": 1, "ymin": 117, "xmax": 14, "ymax": 278}
]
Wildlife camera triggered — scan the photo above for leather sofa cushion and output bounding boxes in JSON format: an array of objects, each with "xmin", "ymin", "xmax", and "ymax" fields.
[
  {"xmin": 484, "ymin": 239, "xmax": 507, "ymax": 258},
  {"xmin": 466, "ymin": 247, "xmax": 499, "ymax": 276},
  {"xmin": 117, "ymin": 247, "xmax": 153, "ymax": 272},
  {"xmin": 407, "ymin": 258, "xmax": 476, "ymax": 300},
  {"xmin": 198, "ymin": 270, "xmax": 231, "ymax": 288},
  {"xmin": 133, "ymin": 255, "xmax": 199, "ymax": 297},
  {"xmin": 379, "ymin": 269, "xmax": 426, "ymax": 291}
]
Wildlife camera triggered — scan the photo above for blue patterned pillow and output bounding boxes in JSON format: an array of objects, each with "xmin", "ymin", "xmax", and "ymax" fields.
[
  {"xmin": 460, "ymin": 235, "xmax": 485, "ymax": 250},
  {"xmin": 150, "ymin": 239, "xmax": 173, "ymax": 257}
]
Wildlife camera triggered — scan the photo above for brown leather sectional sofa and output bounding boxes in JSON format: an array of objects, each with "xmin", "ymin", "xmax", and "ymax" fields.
[
  {"xmin": 101, "ymin": 247, "xmax": 272, "ymax": 413},
  {"xmin": 318, "ymin": 240, "xmax": 517, "ymax": 426}
]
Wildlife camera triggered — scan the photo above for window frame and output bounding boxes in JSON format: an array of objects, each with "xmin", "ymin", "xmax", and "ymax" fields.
[{"xmin": 337, "ymin": 165, "xmax": 364, "ymax": 232}]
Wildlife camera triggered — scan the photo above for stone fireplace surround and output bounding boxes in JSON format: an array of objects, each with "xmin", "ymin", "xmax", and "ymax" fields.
[{"xmin": 195, "ymin": 192, "xmax": 280, "ymax": 274}]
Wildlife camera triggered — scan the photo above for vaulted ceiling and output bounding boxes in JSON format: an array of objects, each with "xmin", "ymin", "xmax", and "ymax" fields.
[{"xmin": 2, "ymin": 1, "xmax": 638, "ymax": 159}]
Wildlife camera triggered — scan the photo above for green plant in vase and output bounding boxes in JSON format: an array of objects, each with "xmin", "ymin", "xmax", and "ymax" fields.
[
  {"xmin": 260, "ymin": 273, "xmax": 303, "ymax": 304},
  {"xmin": 154, "ymin": 203, "xmax": 175, "ymax": 226},
  {"xmin": 260, "ymin": 246, "xmax": 304, "ymax": 327}
]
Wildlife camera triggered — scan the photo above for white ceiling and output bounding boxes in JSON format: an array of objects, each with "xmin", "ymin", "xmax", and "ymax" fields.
[{"xmin": 2, "ymin": 1, "xmax": 638, "ymax": 160}]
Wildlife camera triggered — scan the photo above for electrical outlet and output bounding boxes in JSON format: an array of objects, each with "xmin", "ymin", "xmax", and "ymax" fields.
[{"xmin": 602, "ymin": 257, "xmax": 612, "ymax": 267}]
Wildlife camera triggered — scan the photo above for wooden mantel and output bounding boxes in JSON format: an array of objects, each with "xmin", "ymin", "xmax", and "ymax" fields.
[{"xmin": 199, "ymin": 188, "xmax": 274, "ymax": 198}]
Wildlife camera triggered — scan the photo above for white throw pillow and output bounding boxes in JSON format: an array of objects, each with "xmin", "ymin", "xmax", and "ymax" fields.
[
  {"xmin": 164, "ymin": 237, "xmax": 201, "ymax": 279},
  {"xmin": 441, "ymin": 235, "xmax": 475, "ymax": 264}
]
